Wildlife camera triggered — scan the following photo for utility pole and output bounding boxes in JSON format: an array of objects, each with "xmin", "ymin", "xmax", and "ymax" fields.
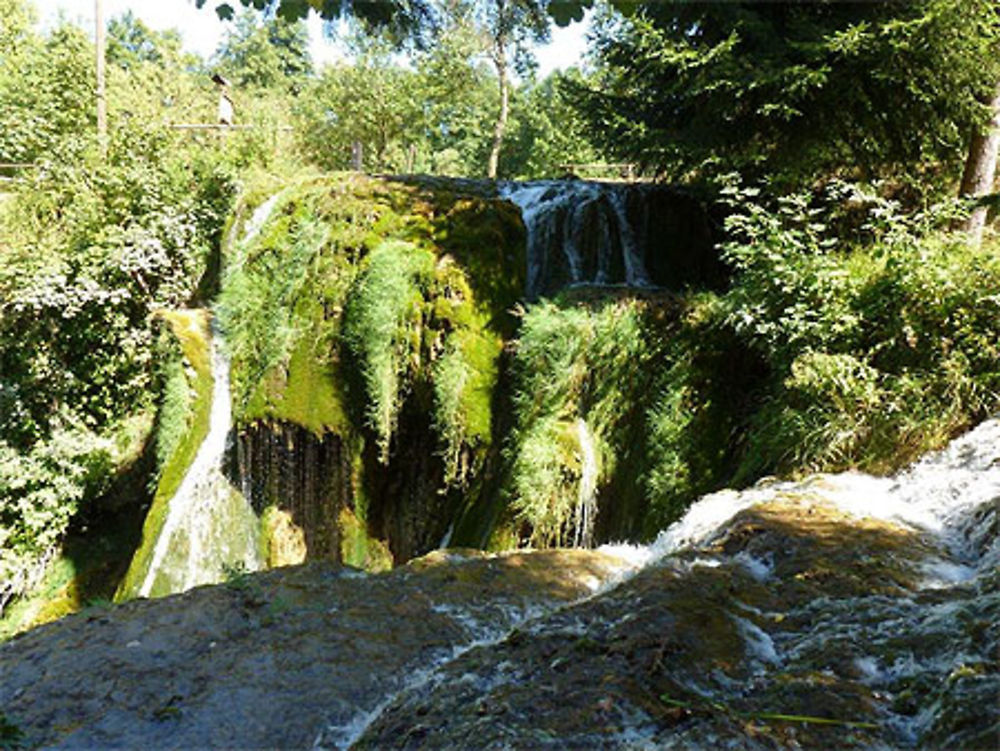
[{"xmin": 95, "ymin": 0, "xmax": 107, "ymax": 157}]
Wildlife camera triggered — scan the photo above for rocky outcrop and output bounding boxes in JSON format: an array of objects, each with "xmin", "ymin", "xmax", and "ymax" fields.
[
  {"xmin": 356, "ymin": 497, "xmax": 998, "ymax": 750},
  {"xmin": 2, "ymin": 439, "xmax": 996, "ymax": 750},
  {"xmin": 0, "ymin": 550, "xmax": 631, "ymax": 750}
]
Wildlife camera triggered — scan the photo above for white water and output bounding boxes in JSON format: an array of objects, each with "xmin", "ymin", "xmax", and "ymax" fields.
[
  {"xmin": 316, "ymin": 552, "xmax": 644, "ymax": 750},
  {"xmin": 138, "ymin": 325, "xmax": 261, "ymax": 597},
  {"xmin": 500, "ymin": 180, "xmax": 654, "ymax": 299},
  {"xmin": 310, "ymin": 417, "xmax": 1000, "ymax": 748},
  {"xmin": 134, "ymin": 196, "xmax": 284, "ymax": 598},
  {"xmin": 243, "ymin": 193, "xmax": 283, "ymax": 245},
  {"xmin": 625, "ymin": 416, "xmax": 1000, "ymax": 579},
  {"xmin": 573, "ymin": 418, "xmax": 599, "ymax": 548}
]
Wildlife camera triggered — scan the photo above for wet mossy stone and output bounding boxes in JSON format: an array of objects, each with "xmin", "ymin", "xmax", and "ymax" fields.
[
  {"xmin": 219, "ymin": 174, "xmax": 526, "ymax": 567},
  {"xmin": 222, "ymin": 174, "xmax": 525, "ymax": 438}
]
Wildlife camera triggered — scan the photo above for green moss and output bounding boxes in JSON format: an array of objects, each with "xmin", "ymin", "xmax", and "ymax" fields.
[
  {"xmin": 258, "ymin": 506, "xmax": 307, "ymax": 567},
  {"xmin": 214, "ymin": 174, "xmax": 621, "ymax": 565},
  {"xmin": 219, "ymin": 174, "xmax": 525, "ymax": 561},
  {"xmin": 242, "ymin": 322, "xmax": 349, "ymax": 437},
  {"xmin": 339, "ymin": 507, "xmax": 393, "ymax": 572},
  {"xmin": 116, "ymin": 310, "xmax": 213, "ymax": 601},
  {"xmin": 342, "ymin": 240, "xmax": 436, "ymax": 459}
]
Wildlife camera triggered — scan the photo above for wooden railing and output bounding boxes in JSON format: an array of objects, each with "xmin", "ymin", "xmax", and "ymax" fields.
[{"xmin": 556, "ymin": 163, "xmax": 639, "ymax": 180}]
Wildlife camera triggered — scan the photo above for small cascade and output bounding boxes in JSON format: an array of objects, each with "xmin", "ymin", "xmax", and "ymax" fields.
[
  {"xmin": 500, "ymin": 179, "xmax": 723, "ymax": 300},
  {"xmin": 137, "ymin": 325, "xmax": 261, "ymax": 598},
  {"xmin": 607, "ymin": 189, "xmax": 651, "ymax": 287},
  {"xmin": 345, "ymin": 420, "xmax": 999, "ymax": 749},
  {"xmin": 242, "ymin": 192, "xmax": 282, "ymax": 245},
  {"xmin": 501, "ymin": 180, "xmax": 655, "ymax": 299},
  {"xmin": 126, "ymin": 196, "xmax": 285, "ymax": 600},
  {"xmin": 235, "ymin": 422, "xmax": 350, "ymax": 561},
  {"xmin": 637, "ymin": 415, "xmax": 1000, "ymax": 574}
]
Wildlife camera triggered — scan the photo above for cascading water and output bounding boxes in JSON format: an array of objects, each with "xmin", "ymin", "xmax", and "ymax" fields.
[
  {"xmin": 335, "ymin": 418, "xmax": 999, "ymax": 749},
  {"xmin": 128, "ymin": 196, "xmax": 285, "ymax": 599},
  {"xmin": 572, "ymin": 418, "xmax": 599, "ymax": 549},
  {"xmin": 136, "ymin": 323, "xmax": 261, "ymax": 598},
  {"xmin": 500, "ymin": 181, "xmax": 656, "ymax": 299}
]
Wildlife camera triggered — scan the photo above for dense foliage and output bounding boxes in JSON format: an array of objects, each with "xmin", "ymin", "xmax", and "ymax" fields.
[
  {"xmin": 0, "ymin": 4, "xmax": 244, "ymax": 612},
  {"xmin": 574, "ymin": 0, "xmax": 1000, "ymax": 189},
  {"xmin": 503, "ymin": 187, "xmax": 1000, "ymax": 544},
  {"xmin": 293, "ymin": 21, "xmax": 602, "ymax": 177}
]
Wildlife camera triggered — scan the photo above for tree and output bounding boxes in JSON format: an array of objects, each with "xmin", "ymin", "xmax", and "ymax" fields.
[
  {"xmin": 297, "ymin": 32, "xmax": 422, "ymax": 171},
  {"xmin": 959, "ymin": 81, "xmax": 1000, "ymax": 246},
  {"xmin": 0, "ymin": 18, "xmax": 94, "ymax": 165},
  {"xmin": 412, "ymin": 18, "xmax": 496, "ymax": 174},
  {"xmin": 198, "ymin": 0, "xmax": 590, "ymax": 31},
  {"xmin": 422, "ymin": 0, "xmax": 549, "ymax": 178},
  {"xmin": 571, "ymin": 0, "xmax": 1000, "ymax": 193},
  {"xmin": 214, "ymin": 9, "xmax": 312, "ymax": 89},
  {"xmin": 478, "ymin": 0, "xmax": 549, "ymax": 178},
  {"xmin": 107, "ymin": 11, "xmax": 183, "ymax": 71},
  {"xmin": 501, "ymin": 68, "xmax": 602, "ymax": 178}
]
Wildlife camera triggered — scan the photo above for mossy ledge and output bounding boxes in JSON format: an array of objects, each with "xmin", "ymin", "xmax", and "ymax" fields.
[{"xmin": 219, "ymin": 173, "xmax": 525, "ymax": 566}]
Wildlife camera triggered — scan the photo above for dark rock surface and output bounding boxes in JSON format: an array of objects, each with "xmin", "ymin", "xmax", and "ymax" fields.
[
  {"xmin": 353, "ymin": 499, "xmax": 999, "ymax": 750},
  {"xmin": 0, "ymin": 550, "xmax": 629, "ymax": 750},
  {"xmin": 2, "ymin": 493, "xmax": 996, "ymax": 750}
]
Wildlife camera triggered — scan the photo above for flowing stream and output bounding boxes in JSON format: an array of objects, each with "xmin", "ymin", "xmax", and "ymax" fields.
[
  {"xmin": 320, "ymin": 417, "xmax": 999, "ymax": 748},
  {"xmin": 131, "ymin": 196, "xmax": 284, "ymax": 598}
]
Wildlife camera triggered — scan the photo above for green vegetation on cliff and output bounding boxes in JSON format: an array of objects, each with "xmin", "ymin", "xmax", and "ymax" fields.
[
  {"xmin": 218, "ymin": 174, "xmax": 524, "ymax": 565},
  {"xmin": 500, "ymin": 185, "xmax": 1000, "ymax": 546},
  {"xmin": 220, "ymin": 173, "xmax": 1000, "ymax": 557}
]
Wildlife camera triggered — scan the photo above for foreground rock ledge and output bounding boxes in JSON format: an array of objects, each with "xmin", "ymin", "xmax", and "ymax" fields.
[
  {"xmin": 0, "ymin": 549, "xmax": 628, "ymax": 750},
  {"xmin": 2, "ymin": 496, "xmax": 997, "ymax": 750}
]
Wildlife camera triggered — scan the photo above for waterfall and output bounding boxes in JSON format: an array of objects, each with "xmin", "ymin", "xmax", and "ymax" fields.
[
  {"xmin": 137, "ymin": 324, "xmax": 261, "ymax": 598},
  {"xmin": 128, "ymin": 196, "xmax": 286, "ymax": 599},
  {"xmin": 500, "ymin": 180, "xmax": 655, "ymax": 299},
  {"xmin": 243, "ymin": 192, "xmax": 283, "ymax": 245}
]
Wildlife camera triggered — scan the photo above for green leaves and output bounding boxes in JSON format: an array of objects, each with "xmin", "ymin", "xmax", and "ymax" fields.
[
  {"xmin": 574, "ymin": 0, "xmax": 1000, "ymax": 190},
  {"xmin": 721, "ymin": 181, "xmax": 1000, "ymax": 478}
]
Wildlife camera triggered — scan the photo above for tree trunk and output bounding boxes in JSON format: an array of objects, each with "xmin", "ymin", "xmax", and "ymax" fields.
[
  {"xmin": 487, "ymin": 45, "xmax": 509, "ymax": 179},
  {"xmin": 959, "ymin": 80, "xmax": 1000, "ymax": 246}
]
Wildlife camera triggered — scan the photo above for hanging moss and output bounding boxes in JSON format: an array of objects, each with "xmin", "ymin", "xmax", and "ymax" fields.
[
  {"xmin": 219, "ymin": 174, "xmax": 525, "ymax": 568},
  {"xmin": 497, "ymin": 291, "xmax": 760, "ymax": 547},
  {"xmin": 342, "ymin": 240, "xmax": 436, "ymax": 460}
]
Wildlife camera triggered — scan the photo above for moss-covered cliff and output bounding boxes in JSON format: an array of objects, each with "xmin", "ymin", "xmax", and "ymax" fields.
[{"xmin": 218, "ymin": 174, "xmax": 526, "ymax": 568}]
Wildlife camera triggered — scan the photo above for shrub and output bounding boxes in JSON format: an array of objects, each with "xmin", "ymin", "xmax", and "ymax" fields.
[{"xmin": 721, "ymin": 181, "xmax": 1000, "ymax": 479}]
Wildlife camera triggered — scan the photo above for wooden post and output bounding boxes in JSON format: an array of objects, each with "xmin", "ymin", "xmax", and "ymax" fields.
[{"xmin": 95, "ymin": 0, "xmax": 107, "ymax": 156}]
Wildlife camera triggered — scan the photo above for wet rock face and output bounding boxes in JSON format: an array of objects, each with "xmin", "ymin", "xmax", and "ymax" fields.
[
  {"xmin": 0, "ymin": 550, "xmax": 629, "ymax": 750},
  {"xmin": 234, "ymin": 421, "xmax": 351, "ymax": 560},
  {"xmin": 355, "ymin": 498, "xmax": 998, "ymax": 750},
  {"xmin": 1, "ymin": 494, "xmax": 995, "ymax": 749}
]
